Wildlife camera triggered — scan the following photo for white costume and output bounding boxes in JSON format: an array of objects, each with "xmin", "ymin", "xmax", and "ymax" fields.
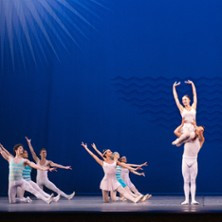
[
  {"xmin": 8, "ymin": 158, "xmax": 52, "ymax": 204},
  {"xmin": 36, "ymin": 160, "xmax": 74, "ymax": 199},
  {"xmin": 182, "ymin": 137, "xmax": 200, "ymax": 205},
  {"xmin": 100, "ymin": 161, "xmax": 142, "ymax": 203},
  {"xmin": 173, "ymin": 108, "xmax": 196, "ymax": 146},
  {"xmin": 121, "ymin": 168, "xmax": 141, "ymax": 196}
]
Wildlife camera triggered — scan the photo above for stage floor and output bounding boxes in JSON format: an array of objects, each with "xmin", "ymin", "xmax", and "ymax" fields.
[{"xmin": 1, "ymin": 195, "xmax": 222, "ymax": 213}]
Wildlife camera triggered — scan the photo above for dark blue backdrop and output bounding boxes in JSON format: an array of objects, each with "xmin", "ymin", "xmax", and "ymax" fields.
[{"xmin": 1, "ymin": 0, "xmax": 222, "ymax": 196}]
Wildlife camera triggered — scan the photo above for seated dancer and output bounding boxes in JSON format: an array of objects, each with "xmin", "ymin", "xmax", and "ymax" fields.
[
  {"xmin": 113, "ymin": 152, "xmax": 151, "ymax": 202},
  {"xmin": 91, "ymin": 143, "xmax": 150, "ymax": 201},
  {"xmin": 25, "ymin": 137, "xmax": 75, "ymax": 200},
  {"xmin": 172, "ymin": 80, "xmax": 197, "ymax": 147},
  {"xmin": 17, "ymin": 150, "xmax": 61, "ymax": 203},
  {"xmin": 81, "ymin": 142, "xmax": 144, "ymax": 203},
  {"xmin": 174, "ymin": 121, "xmax": 205, "ymax": 205},
  {"xmin": 119, "ymin": 155, "xmax": 151, "ymax": 198},
  {"xmin": 0, "ymin": 144, "xmax": 54, "ymax": 204}
]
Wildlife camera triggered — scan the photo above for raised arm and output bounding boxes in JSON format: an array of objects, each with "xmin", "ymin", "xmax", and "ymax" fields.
[
  {"xmin": 49, "ymin": 161, "xmax": 72, "ymax": 170},
  {"xmin": 185, "ymin": 80, "xmax": 197, "ymax": 110},
  {"xmin": 0, "ymin": 144, "xmax": 12, "ymax": 162},
  {"xmin": 173, "ymin": 81, "xmax": 183, "ymax": 112},
  {"xmin": 81, "ymin": 142, "xmax": 103, "ymax": 166},
  {"xmin": 25, "ymin": 137, "xmax": 39, "ymax": 163},
  {"xmin": 91, "ymin": 143, "xmax": 105, "ymax": 160},
  {"xmin": 0, "ymin": 144, "xmax": 13, "ymax": 157}
]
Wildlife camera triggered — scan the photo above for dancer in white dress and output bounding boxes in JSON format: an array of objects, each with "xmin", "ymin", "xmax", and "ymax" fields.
[
  {"xmin": 174, "ymin": 122, "xmax": 205, "ymax": 205},
  {"xmin": 0, "ymin": 144, "xmax": 54, "ymax": 204},
  {"xmin": 172, "ymin": 80, "xmax": 197, "ymax": 146},
  {"xmin": 25, "ymin": 137, "xmax": 75, "ymax": 200},
  {"xmin": 81, "ymin": 142, "xmax": 143, "ymax": 203},
  {"xmin": 91, "ymin": 144, "xmax": 149, "ymax": 201}
]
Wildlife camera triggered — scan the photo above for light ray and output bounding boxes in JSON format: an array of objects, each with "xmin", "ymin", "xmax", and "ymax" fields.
[{"xmin": 0, "ymin": 0, "xmax": 106, "ymax": 68}]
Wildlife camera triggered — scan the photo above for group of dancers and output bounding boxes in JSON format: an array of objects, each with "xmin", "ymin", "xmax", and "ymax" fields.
[
  {"xmin": 0, "ymin": 80, "xmax": 205, "ymax": 205},
  {"xmin": 0, "ymin": 137, "xmax": 75, "ymax": 204}
]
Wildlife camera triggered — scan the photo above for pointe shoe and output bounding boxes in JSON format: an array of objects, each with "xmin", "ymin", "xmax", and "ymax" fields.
[
  {"xmin": 134, "ymin": 194, "xmax": 143, "ymax": 203},
  {"xmin": 53, "ymin": 194, "xmax": 61, "ymax": 202},
  {"xmin": 68, "ymin": 191, "xmax": 75, "ymax": 200},
  {"xmin": 46, "ymin": 194, "xmax": 54, "ymax": 204},
  {"xmin": 191, "ymin": 200, "xmax": 199, "ymax": 205},
  {"xmin": 181, "ymin": 200, "xmax": 189, "ymax": 205},
  {"xmin": 141, "ymin": 194, "xmax": 149, "ymax": 202},
  {"xmin": 146, "ymin": 194, "xmax": 152, "ymax": 200},
  {"xmin": 172, "ymin": 139, "xmax": 181, "ymax": 146},
  {"xmin": 26, "ymin": 196, "xmax": 32, "ymax": 203}
]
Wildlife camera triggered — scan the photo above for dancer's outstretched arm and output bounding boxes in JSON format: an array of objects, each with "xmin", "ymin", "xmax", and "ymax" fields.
[
  {"xmin": 173, "ymin": 81, "xmax": 183, "ymax": 112},
  {"xmin": 24, "ymin": 159, "xmax": 55, "ymax": 172},
  {"xmin": 0, "ymin": 144, "xmax": 13, "ymax": 157},
  {"xmin": 49, "ymin": 161, "xmax": 72, "ymax": 170},
  {"xmin": 0, "ymin": 146, "xmax": 11, "ymax": 162},
  {"xmin": 25, "ymin": 137, "xmax": 39, "ymax": 163},
  {"xmin": 91, "ymin": 143, "xmax": 105, "ymax": 160},
  {"xmin": 185, "ymin": 80, "xmax": 197, "ymax": 110},
  {"xmin": 130, "ymin": 170, "xmax": 145, "ymax": 177},
  {"xmin": 126, "ymin": 162, "xmax": 148, "ymax": 168},
  {"xmin": 118, "ymin": 162, "xmax": 140, "ymax": 171},
  {"xmin": 81, "ymin": 142, "xmax": 103, "ymax": 166}
]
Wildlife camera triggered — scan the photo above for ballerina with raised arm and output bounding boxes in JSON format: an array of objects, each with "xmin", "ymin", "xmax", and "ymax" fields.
[
  {"xmin": 172, "ymin": 80, "xmax": 198, "ymax": 146},
  {"xmin": 0, "ymin": 144, "xmax": 54, "ymax": 204},
  {"xmin": 25, "ymin": 137, "xmax": 75, "ymax": 200},
  {"xmin": 81, "ymin": 142, "xmax": 144, "ymax": 203}
]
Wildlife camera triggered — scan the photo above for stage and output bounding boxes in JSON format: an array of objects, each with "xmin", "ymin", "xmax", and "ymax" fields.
[{"xmin": 1, "ymin": 196, "xmax": 222, "ymax": 222}]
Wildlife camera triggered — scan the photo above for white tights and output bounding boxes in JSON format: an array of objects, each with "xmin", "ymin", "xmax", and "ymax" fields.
[
  {"xmin": 37, "ymin": 177, "xmax": 70, "ymax": 199},
  {"xmin": 8, "ymin": 179, "xmax": 50, "ymax": 204},
  {"xmin": 182, "ymin": 156, "xmax": 198, "ymax": 203},
  {"xmin": 17, "ymin": 180, "xmax": 51, "ymax": 200},
  {"xmin": 102, "ymin": 186, "xmax": 141, "ymax": 203}
]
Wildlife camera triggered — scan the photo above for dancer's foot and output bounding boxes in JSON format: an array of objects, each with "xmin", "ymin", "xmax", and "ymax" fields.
[
  {"xmin": 53, "ymin": 194, "xmax": 61, "ymax": 202},
  {"xmin": 68, "ymin": 191, "xmax": 75, "ymax": 200},
  {"xmin": 172, "ymin": 139, "xmax": 181, "ymax": 147},
  {"xmin": 134, "ymin": 194, "xmax": 143, "ymax": 203},
  {"xmin": 141, "ymin": 194, "xmax": 149, "ymax": 202},
  {"xmin": 46, "ymin": 194, "xmax": 54, "ymax": 204},
  {"xmin": 181, "ymin": 200, "xmax": 189, "ymax": 205},
  {"xmin": 146, "ymin": 194, "xmax": 152, "ymax": 200},
  {"xmin": 191, "ymin": 200, "xmax": 199, "ymax": 205}
]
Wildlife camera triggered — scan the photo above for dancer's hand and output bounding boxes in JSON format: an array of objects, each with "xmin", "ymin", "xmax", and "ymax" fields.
[
  {"xmin": 141, "ymin": 162, "xmax": 148, "ymax": 167},
  {"xmin": 65, "ymin": 166, "xmax": 72, "ymax": 170},
  {"xmin": 140, "ymin": 172, "xmax": 145, "ymax": 177},
  {"xmin": 173, "ymin": 81, "xmax": 181, "ymax": 87},
  {"xmin": 49, "ymin": 167, "xmax": 57, "ymax": 172},
  {"xmin": 81, "ymin": 142, "xmax": 88, "ymax": 149},
  {"xmin": 91, "ymin": 143, "xmax": 96, "ymax": 149},
  {"xmin": 25, "ymin": 136, "xmax": 31, "ymax": 143},
  {"xmin": 185, "ymin": 80, "xmax": 193, "ymax": 85}
]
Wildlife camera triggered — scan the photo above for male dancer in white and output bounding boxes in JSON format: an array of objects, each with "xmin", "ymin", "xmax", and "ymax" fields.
[
  {"xmin": 172, "ymin": 80, "xmax": 197, "ymax": 146},
  {"xmin": 18, "ymin": 150, "xmax": 61, "ymax": 202},
  {"xmin": 174, "ymin": 122, "xmax": 205, "ymax": 205},
  {"xmin": 0, "ymin": 144, "xmax": 54, "ymax": 204},
  {"xmin": 0, "ymin": 145, "xmax": 57, "ymax": 202},
  {"xmin": 25, "ymin": 137, "xmax": 75, "ymax": 200}
]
